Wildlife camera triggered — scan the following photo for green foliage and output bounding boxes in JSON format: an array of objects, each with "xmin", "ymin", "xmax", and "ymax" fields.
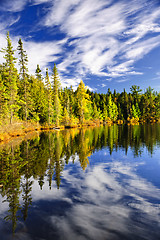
[
  {"xmin": 17, "ymin": 38, "xmax": 30, "ymax": 121},
  {"xmin": 1, "ymin": 32, "xmax": 19, "ymax": 124},
  {"xmin": 45, "ymin": 68, "xmax": 53, "ymax": 125},
  {"xmin": 107, "ymin": 95, "xmax": 118, "ymax": 121},
  {"xmin": 76, "ymin": 80, "xmax": 91, "ymax": 123},
  {"xmin": 0, "ymin": 33, "xmax": 160, "ymax": 125},
  {"xmin": 52, "ymin": 63, "xmax": 62, "ymax": 126},
  {"xmin": 0, "ymin": 124, "xmax": 160, "ymax": 233},
  {"xmin": 131, "ymin": 103, "xmax": 141, "ymax": 119}
]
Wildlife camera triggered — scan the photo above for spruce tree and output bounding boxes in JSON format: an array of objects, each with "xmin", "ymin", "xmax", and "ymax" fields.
[
  {"xmin": 76, "ymin": 80, "xmax": 91, "ymax": 123},
  {"xmin": 52, "ymin": 63, "xmax": 61, "ymax": 126},
  {"xmin": 107, "ymin": 95, "xmax": 118, "ymax": 121},
  {"xmin": 17, "ymin": 38, "xmax": 29, "ymax": 121},
  {"xmin": 2, "ymin": 32, "xmax": 19, "ymax": 124},
  {"xmin": 35, "ymin": 64, "xmax": 42, "ymax": 81},
  {"xmin": 0, "ymin": 73, "xmax": 6, "ymax": 123},
  {"xmin": 45, "ymin": 68, "xmax": 53, "ymax": 125}
]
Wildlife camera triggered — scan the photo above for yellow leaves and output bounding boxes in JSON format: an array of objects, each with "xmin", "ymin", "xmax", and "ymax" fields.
[{"xmin": 76, "ymin": 80, "xmax": 91, "ymax": 123}]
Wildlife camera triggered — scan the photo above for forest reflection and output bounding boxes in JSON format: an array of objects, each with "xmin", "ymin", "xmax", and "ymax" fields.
[{"xmin": 0, "ymin": 123, "xmax": 160, "ymax": 234}]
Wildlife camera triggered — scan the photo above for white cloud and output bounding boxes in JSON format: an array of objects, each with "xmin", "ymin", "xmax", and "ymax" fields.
[
  {"xmin": 0, "ymin": 32, "xmax": 67, "ymax": 75},
  {"xmin": 0, "ymin": 0, "xmax": 28, "ymax": 12},
  {"xmin": 0, "ymin": 0, "xmax": 160, "ymax": 87},
  {"xmin": 41, "ymin": 0, "xmax": 160, "ymax": 82},
  {"xmin": 24, "ymin": 39, "xmax": 66, "ymax": 74},
  {"xmin": 44, "ymin": 157, "xmax": 160, "ymax": 239},
  {"xmin": 32, "ymin": 0, "xmax": 52, "ymax": 5},
  {"xmin": 60, "ymin": 77, "xmax": 81, "ymax": 90},
  {"xmin": 1, "ymin": 146, "xmax": 160, "ymax": 239},
  {"xmin": 125, "ymin": 35, "xmax": 160, "ymax": 60},
  {"xmin": 0, "ymin": 33, "xmax": 10, "ymax": 63},
  {"xmin": 44, "ymin": 0, "xmax": 81, "ymax": 27},
  {"xmin": 125, "ymin": 7, "xmax": 160, "ymax": 44}
]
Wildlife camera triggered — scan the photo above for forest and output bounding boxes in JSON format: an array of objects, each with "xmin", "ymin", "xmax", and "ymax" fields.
[{"xmin": 0, "ymin": 32, "xmax": 160, "ymax": 130}]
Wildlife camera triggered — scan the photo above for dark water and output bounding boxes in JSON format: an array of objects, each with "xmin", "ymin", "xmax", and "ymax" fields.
[{"xmin": 0, "ymin": 124, "xmax": 160, "ymax": 240}]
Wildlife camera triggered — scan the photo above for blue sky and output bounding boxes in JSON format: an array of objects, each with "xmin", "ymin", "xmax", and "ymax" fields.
[{"xmin": 0, "ymin": 0, "xmax": 160, "ymax": 93}]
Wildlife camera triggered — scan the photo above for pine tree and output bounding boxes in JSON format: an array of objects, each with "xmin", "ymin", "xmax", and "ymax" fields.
[
  {"xmin": 52, "ymin": 63, "xmax": 61, "ymax": 126},
  {"xmin": 131, "ymin": 103, "xmax": 141, "ymax": 119},
  {"xmin": 45, "ymin": 68, "xmax": 53, "ymax": 125},
  {"xmin": 76, "ymin": 80, "xmax": 91, "ymax": 123},
  {"xmin": 30, "ymin": 74, "xmax": 47, "ymax": 123},
  {"xmin": 62, "ymin": 87, "xmax": 71, "ymax": 125},
  {"xmin": 0, "ymin": 73, "xmax": 6, "ymax": 123},
  {"xmin": 2, "ymin": 32, "xmax": 19, "ymax": 124},
  {"xmin": 107, "ymin": 95, "xmax": 118, "ymax": 121},
  {"xmin": 17, "ymin": 38, "xmax": 30, "ymax": 121},
  {"xmin": 102, "ymin": 103, "xmax": 108, "ymax": 122},
  {"xmin": 92, "ymin": 100, "xmax": 101, "ymax": 120},
  {"xmin": 35, "ymin": 64, "xmax": 42, "ymax": 81}
]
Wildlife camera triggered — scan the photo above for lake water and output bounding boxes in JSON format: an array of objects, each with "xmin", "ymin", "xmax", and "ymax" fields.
[{"xmin": 0, "ymin": 124, "xmax": 160, "ymax": 240}]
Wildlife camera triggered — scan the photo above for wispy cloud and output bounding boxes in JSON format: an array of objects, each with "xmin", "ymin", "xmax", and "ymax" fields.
[
  {"xmin": 124, "ymin": 35, "xmax": 160, "ymax": 60},
  {"xmin": 41, "ymin": 0, "xmax": 160, "ymax": 87},
  {"xmin": 19, "ymin": 153, "xmax": 160, "ymax": 240},
  {"xmin": 24, "ymin": 38, "xmax": 67, "ymax": 74},
  {"xmin": 0, "ymin": 0, "xmax": 28, "ymax": 12},
  {"xmin": 0, "ymin": 0, "xmax": 160, "ymax": 89},
  {"xmin": 32, "ymin": 0, "xmax": 52, "ymax": 5},
  {"xmin": 0, "ymin": 33, "xmax": 67, "ymax": 76}
]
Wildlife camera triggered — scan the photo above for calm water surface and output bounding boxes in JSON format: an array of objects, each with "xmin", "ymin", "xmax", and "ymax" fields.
[{"xmin": 0, "ymin": 124, "xmax": 160, "ymax": 240}]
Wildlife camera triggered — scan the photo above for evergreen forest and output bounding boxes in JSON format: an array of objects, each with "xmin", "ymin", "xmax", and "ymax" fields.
[{"xmin": 0, "ymin": 32, "xmax": 160, "ymax": 130}]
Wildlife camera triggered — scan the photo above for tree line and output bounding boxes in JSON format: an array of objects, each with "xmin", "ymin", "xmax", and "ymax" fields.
[{"xmin": 0, "ymin": 32, "xmax": 160, "ymax": 127}]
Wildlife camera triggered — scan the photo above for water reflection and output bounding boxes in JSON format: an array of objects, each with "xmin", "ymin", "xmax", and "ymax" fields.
[{"xmin": 0, "ymin": 124, "xmax": 160, "ymax": 239}]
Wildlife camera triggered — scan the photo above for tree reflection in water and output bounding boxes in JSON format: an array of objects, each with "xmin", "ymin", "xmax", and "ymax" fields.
[{"xmin": 0, "ymin": 123, "xmax": 160, "ymax": 235}]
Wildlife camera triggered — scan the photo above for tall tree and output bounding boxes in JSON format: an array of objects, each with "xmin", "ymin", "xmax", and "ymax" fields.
[
  {"xmin": 107, "ymin": 95, "xmax": 118, "ymax": 121},
  {"xmin": 17, "ymin": 38, "xmax": 30, "ymax": 121},
  {"xmin": 76, "ymin": 80, "xmax": 91, "ymax": 123},
  {"xmin": 30, "ymin": 74, "xmax": 47, "ymax": 123},
  {"xmin": 0, "ymin": 73, "xmax": 6, "ymax": 123},
  {"xmin": 52, "ymin": 63, "xmax": 61, "ymax": 126},
  {"xmin": 2, "ymin": 32, "xmax": 19, "ymax": 124},
  {"xmin": 130, "ymin": 85, "xmax": 142, "ymax": 105},
  {"xmin": 45, "ymin": 68, "xmax": 53, "ymax": 125}
]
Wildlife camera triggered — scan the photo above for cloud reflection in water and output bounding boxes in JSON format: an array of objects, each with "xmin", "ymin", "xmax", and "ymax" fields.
[{"xmin": 37, "ymin": 155, "xmax": 160, "ymax": 240}]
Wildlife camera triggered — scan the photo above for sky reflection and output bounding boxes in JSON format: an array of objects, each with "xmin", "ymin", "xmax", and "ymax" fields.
[
  {"xmin": 15, "ymin": 150, "xmax": 160, "ymax": 240},
  {"xmin": 0, "ymin": 125, "xmax": 160, "ymax": 240}
]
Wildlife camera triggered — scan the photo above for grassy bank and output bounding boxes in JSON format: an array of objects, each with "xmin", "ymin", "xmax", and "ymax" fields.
[
  {"xmin": 0, "ymin": 121, "xmax": 40, "ymax": 142},
  {"xmin": 0, "ymin": 117, "xmax": 159, "ymax": 144},
  {"xmin": 0, "ymin": 119, "xmax": 105, "ymax": 143}
]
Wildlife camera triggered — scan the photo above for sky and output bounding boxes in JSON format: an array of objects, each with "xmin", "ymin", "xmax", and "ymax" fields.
[{"xmin": 0, "ymin": 0, "xmax": 160, "ymax": 93}]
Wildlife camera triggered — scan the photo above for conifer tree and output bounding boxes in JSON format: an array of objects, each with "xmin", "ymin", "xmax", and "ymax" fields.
[
  {"xmin": 69, "ymin": 86, "xmax": 75, "ymax": 117},
  {"xmin": 76, "ymin": 80, "xmax": 91, "ymax": 123},
  {"xmin": 102, "ymin": 103, "xmax": 108, "ymax": 122},
  {"xmin": 130, "ymin": 85, "xmax": 142, "ymax": 105},
  {"xmin": 45, "ymin": 68, "xmax": 53, "ymax": 125},
  {"xmin": 107, "ymin": 95, "xmax": 118, "ymax": 121},
  {"xmin": 62, "ymin": 87, "xmax": 71, "ymax": 125},
  {"xmin": 52, "ymin": 63, "xmax": 61, "ymax": 126},
  {"xmin": 35, "ymin": 64, "xmax": 42, "ymax": 81},
  {"xmin": 17, "ymin": 38, "xmax": 30, "ymax": 121},
  {"xmin": 2, "ymin": 32, "xmax": 19, "ymax": 124},
  {"xmin": 30, "ymin": 73, "xmax": 47, "ymax": 123},
  {"xmin": 0, "ymin": 73, "xmax": 6, "ymax": 123},
  {"xmin": 92, "ymin": 100, "xmax": 101, "ymax": 120}
]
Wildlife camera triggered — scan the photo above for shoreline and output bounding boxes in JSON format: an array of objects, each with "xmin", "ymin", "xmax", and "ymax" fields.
[{"xmin": 0, "ymin": 119, "xmax": 159, "ymax": 144}]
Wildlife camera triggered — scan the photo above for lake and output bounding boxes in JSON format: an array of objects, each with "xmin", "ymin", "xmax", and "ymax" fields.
[{"xmin": 0, "ymin": 124, "xmax": 160, "ymax": 240}]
